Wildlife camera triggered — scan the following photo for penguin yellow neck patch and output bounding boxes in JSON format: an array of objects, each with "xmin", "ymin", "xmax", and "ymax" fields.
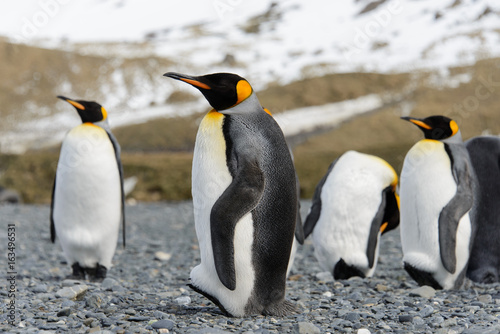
[
  {"xmin": 82, "ymin": 122, "xmax": 101, "ymax": 129},
  {"xmin": 263, "ymin": 108, "xmax": 272, "ymax": 116},
  {"xmin": 380, "ymin": 222, "xmax": 389, "ymax": 233},
  {"xmin": 236, "ymin": 80, "xmax": 253, "ymax": 105}
]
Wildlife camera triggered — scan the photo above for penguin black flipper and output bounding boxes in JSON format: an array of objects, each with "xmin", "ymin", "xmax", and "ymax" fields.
[
  {"xmin": 50, "ymin": 177, "xmax": 57, "ymax": 243},
  {"xmin": 365, "ymin": 186, "xmax": 400, "ymax": 269},
  {"xmin": 439, "ymin": 144, "xmax": 474, "ymax": 274},
  {"xmin": 106, "ymin": 131, "xmax": 126, "ymax": 248},
  {"xmin": 303, "ymin": 159, "xmax": 338, "ymax": 238},
  {"xmin": 210, "ymin": 158, "xmax": 265, "ymax": 291},
  {"xmin": 294, "ymin": 172, "xmax": 305, "ymax": 245},
  {"xmin": 381, "ymin": 187, "xmax": 400, "ymax": 235},
  {"xmin": 366, "ymin": 187, "xmax": 388, "ymax": 269}
]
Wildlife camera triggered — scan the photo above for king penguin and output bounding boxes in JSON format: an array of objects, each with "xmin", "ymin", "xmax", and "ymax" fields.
[
  {"xmin": 163, "ymin": 72, "xmax": 298, "ymax": 317},
  {"xmin": 303, "ymin": 150, "xmax": 400, "ymax": 279},
  {"xmin": 465, "ymin": 136, "xmax": 500, "ymax": 283},
  {"xmin": 399, "ymin": 115, "xmax": 476, "ymax": 289},
  {"xmin": 51, "ymin": 96, "xmax": 125, "ymax": 280}
]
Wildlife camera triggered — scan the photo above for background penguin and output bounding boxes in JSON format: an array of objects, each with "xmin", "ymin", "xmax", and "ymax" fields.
[
  {"xmin": 399, "ymin": 115, "xmax": 476, "ymax": 290},
  {"xmin": 303, "ymin": 150, "xmax": 399, "ymax": 279},
  {"xmin": 51, "ymin": 96, "xmax": 125, "ymax": 280},
  {"xmin": 164, "ymin": 72, "xmax": 298, "ymax": 317},
  {"xmin": 465, "ymin": 136, "xmax": 500, "ymax": 283}
]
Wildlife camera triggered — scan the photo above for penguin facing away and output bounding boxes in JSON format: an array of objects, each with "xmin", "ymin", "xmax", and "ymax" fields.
[
  {"xmin": 163, "ymin": 72, "xmax": 298, "ymax": 317},
  {"xmin": 399, "ymin": 115, "xmax": 475, "ymax": 290},
  {"xmin": 465, "ymin": 136, "xmax": 500, "ymax": 283},
  {"xmin": 303, "ymin": 150, "xmax": 400, "ymax": 279},
  {"xmin": 51, "ymin": 96, "xmax": 125, "ymax": 280}
]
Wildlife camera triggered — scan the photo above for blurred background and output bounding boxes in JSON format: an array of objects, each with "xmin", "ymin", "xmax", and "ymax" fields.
[{"xmin": 1, "ymin": 0, "xmax": 499, "ymax": 204}]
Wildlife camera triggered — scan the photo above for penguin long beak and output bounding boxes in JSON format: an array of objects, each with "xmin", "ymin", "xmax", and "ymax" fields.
[
  {"xmin": 401, "ymin": 116, "xmax": 432, "ymax": 130},
  {"xmin": 57, "ymin": 95, "xmax": 85, "ymax": 111},
  {"xmin": 163, "ymin": 72, "xmax": 212, "ymax": 90}
]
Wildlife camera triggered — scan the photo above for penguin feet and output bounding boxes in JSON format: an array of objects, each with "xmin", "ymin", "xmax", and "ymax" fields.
[
  {"xmin": 468, "ymin": 267, "xmax": 499, "ymax": 284},
  {"xmin": 188, "ymin": 283, "xmax": 231, "ymax": 317},
  {"xmin": 86, "ymin": 263, "xmax": 107, "ymax": 282},
  {"xmin": 69, "ymin": 262, "xmax": 86, "ymax": 280},
  {"xmin": 95, "ymin": 264, "xmax": 107, "ymax": 280},
  {"xmin": 333, "ymin": 258, "xmax": 366, "ymax": 280},
  {"xmin": 404, "ymin": 262, "xmax": 443, "ymax": 289},
  {"xmin": 262, "ymin": 299, "xmax": 299, "ymax": 317},
  {"xmin": 68, "ymin": 262, "xmax": 107, "ymax": 281}
]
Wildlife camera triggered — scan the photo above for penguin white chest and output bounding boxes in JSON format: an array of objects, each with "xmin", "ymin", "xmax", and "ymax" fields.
[
  {"xmin": 400, "ymin": 139, "xmax": 470, "ymax": 281},
  {"xmin": 190, "ymin": 111, "xmax": 255, "ymax": 317},
  {"xmin": 53, "ymin": 123, "xmax": 121, "ymax": 268}
]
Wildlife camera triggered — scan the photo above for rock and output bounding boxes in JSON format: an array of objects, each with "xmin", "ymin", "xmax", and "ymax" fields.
[
  {"xmin": 419, "ymin": 305, "xmax": 434, "ymax": 318},
  {"xmin": 32, "ymin": 284, "xmax": 48, "ymax": 293},
  {"xmin": 477, "ymin": 295, "xmax": 493, "ymax": 304},
  {"xmin": 357, "ymin": 329, "xmax": 371, "ymax": 334},
  {"xmin": 175, "ymin": 296, "xmax": 191, "ymax": 305},
  {"xmin": 293, "ymin": 321, "xmax": 321, "ymax": 334},
  {"xmin": 315, "ymin": 272, "xmax": 333, "ymax": 283},
  {"xmin": 151, "ymin": 319, "xmax": 175, "ymax": 330},
  {"xmin": 57, "ymin": 308, "xmax": 71, "ymax": 317},
  {"xmin": 344, "ymin": 312, "xmax": 360, "ymax": 322},
  {"xmin": 101, "ymin": 278, "xmax": 119, "ymax": 291},
  {"xmin": 441, "ymin": 318, "xmax": 458, "ymax": 327},
  {"xmin": 86, "ymin": 293, "xmax": 105, "ymax": 308},
  {"xmin": 128, "ymin": 316, "xmax": 150, "ymax": 322},
  {"xmin": 376, "ymin": 284, "xmax": 389, "ymax": 292},
  {"xmin": 154, "ymin": 251, "xmax": 172, "ymax": 261},
  {"xmin": 192, "ymin": 328, "xmax": 232, "ymax": 334},
  {"xmin": 55, "ymin": 285, "xmax": 88, "ymax": 300},
  {"xmin": 61, "ymin": 279, "xmax": 82, "ymax": 287},
  {"xmin": 409, "ymin": 285, "xmax": 436, "ymax": 298},
  {"xmin": 413, "ymin": 316, "xmax": 425, "ymax": 326},
  {"xmin": 398, "ymin": 315, "xmax": 413, "ymax": 323}
]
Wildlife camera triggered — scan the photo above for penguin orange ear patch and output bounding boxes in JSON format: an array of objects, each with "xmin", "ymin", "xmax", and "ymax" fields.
[
  {"xmin": 101, "ymin": 107, "xmax": 108, "ymax": 121},
  {"xmin": 450, "ymin": 120, "xmax": 459, "ymax": 135},
  {"xmin": 236, "ymin": 80, "xmax": 253, "ymax": 104}
]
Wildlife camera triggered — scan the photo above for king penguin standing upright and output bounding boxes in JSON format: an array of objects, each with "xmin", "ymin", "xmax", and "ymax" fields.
[
  {"xmin": 399, "ymin": 115, "xmax": 475, "ymax": 289},
  {"xmin": 164, "ymin": 72, "xmax": 298, "ymax": 317},
  {"xmin": 51, "ymin": 96, "xmax": 125, "ymax": 280}
]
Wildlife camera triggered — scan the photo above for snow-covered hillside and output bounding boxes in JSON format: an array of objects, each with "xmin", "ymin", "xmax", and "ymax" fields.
[
  {"xmin": 2, "ymin": 0, "xmax": 499, "ymax": 86},
  {"xmin": 1, "ymin": 0, "xmax": 499, "ymax": 153}
]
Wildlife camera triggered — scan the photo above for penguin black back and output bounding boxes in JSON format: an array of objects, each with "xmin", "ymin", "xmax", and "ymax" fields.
[{"xmin": 466, "ymin": 136, "xmax": 500, "ymax": 283}]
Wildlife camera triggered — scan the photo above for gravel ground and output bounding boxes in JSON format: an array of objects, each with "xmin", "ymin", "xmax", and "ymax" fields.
[{"xmin": 1, "ymin": 200, "xmax": 500, "ymax": 334}]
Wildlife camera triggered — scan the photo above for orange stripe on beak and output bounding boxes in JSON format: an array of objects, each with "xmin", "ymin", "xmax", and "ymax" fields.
[
  {"xmin": 409, "ymin": 119, "xmax": 432, "ymax": 130},
  {"xmin": 180, "ymin": 78, "xmax": 211, "ymax": 90},
  {"xmin": 66, "ymin": 99, "xmax": 86, "ymax": 110}
]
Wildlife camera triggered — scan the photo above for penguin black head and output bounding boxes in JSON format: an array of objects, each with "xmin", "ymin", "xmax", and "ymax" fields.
[
  {"xmin": 57, "ymin": 96, "xmax": 107, "ymax": 123},
  {"xmin": 163, "ymin": 72, "xmax": 253, "ymax": 111},
  {"xmin": 401, "ymin": 115, "xmax": 459, "ymax": 141}
]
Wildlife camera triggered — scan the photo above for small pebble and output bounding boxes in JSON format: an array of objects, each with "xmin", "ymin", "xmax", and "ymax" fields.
[{"xmin": 409, "ymin": 285, "xmax": 436, "ymax": 298}]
